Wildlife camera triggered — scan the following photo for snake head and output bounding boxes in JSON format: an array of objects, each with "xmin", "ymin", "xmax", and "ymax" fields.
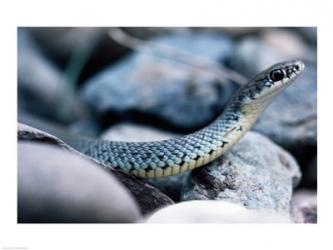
[{"xmin": 239, "ymin": 60, "xmax": 305, "ymax": 104}]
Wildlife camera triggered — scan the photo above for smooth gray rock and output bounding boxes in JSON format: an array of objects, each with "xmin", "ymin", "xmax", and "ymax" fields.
[
  {"xmin": 181, "ymin": 132, "xmax": 301, "ymax": 215},
  {"xmin": 290, "ymin": 190, "xmax": 317, "ymax": 223},
  {"xmin": 145, "ymin": 200, "xmax": 291, "ymax": 223},
  {"xmin": 261, "ymin": 28, "xmax": 314, "ymax": 62},
  {"xmin": 81, "ymin": 32, "xmax": 237, "ymax": 131},
  {"xmin": 18, "ymin": 29, "xmax": 87, "ymax": 124},
  {"xmin": 18, "ymin": 142, "xmax": 141, "ymax": 223},
  {"xmin": 101, "ymin": 123, "xmax": 177, "ymax": 142}
]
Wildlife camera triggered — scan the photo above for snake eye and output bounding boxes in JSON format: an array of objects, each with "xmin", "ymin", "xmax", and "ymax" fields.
[{"xmin": 269, "ymin": 69, "xmax": 284, "ymax": 81}]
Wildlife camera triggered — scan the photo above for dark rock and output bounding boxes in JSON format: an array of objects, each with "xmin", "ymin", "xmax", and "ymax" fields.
[
  {"xmin": 290, "ymin": 190, "xmax": 317, "ymax": 223},
  {"xmin": 300, "ymin": 155, "xmax": 317, "ymax": 188},
  {"xmin": 146, "ymin": 172, "xmax": 190, "ymax": 202},
  {"xmin": 111, "ymin": 171, "xmax": 174, "ymax": 215},
  {"xmin": 81, "ymin": 32, "xmax": 237, "ymax": 132},
  {"xmin": 18, "ymin": 142, "xmax": 141, "ymax": 223},
  {"xmin": 27, "ymin": 27, "xmax": 106, "ymax": 64},
  {"xmin": 181, "ymin": 132, "xmax": 301, "ymax": 215},
  {"xmin": 192, "ymin": 27, "xmax": 263, "ymax": 38},
  {"xmin": 18, "ymin": 29, "xmax": 88, "ymax": 124},
  {"xmin": 145, "ymin": 200, "xmax": 291, "ymax": 223}
]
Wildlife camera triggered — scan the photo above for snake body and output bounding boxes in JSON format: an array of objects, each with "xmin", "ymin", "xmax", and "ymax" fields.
[{"xmin": 57, "ymin": 61, "xmax": 305, "ymax": 178}]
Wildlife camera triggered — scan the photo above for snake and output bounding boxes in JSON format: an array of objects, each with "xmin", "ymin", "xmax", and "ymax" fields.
[{"xmin": 30, "ymin": 60, "xmax": 305, "ymax": 179}]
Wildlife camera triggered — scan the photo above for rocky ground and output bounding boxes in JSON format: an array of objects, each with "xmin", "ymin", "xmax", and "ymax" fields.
[{"xmin": 17, "ymin": 27, "xmax": 317, "ymax": 223}]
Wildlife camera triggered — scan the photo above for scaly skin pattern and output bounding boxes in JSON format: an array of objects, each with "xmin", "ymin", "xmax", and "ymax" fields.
[{"xmin": 71, "ymin": 60, "xmax": 305, "ymax": 178}]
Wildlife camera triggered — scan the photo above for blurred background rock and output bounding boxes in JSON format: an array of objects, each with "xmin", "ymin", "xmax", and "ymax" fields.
[{"xmin": 17, "ymin": 27, "xmax": 317, "ymax": 223}]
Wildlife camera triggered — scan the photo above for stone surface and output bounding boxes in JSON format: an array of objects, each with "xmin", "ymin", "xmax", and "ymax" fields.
[
  {"xmin": 101, "ymin": 123, "xmax": 177, "ymax": 142},
  {"xmin": 290, "ymin": 190, "xmax": 317, "ymax": 223},
  {"xmin": 18, "ymin": 142, "xmax": 141, "ymax": 223},
  {"xmin": 18, "ymin": 29, "xmax": 87, "ymax": 124},
  {"xmin": 261, "ymin": 28, "xmax": 312, "ymax": 61},
  {"xmin": 145, "ymin": 200, "xmax": 291, "ymax": 223},
  {"xmin": 296, "ymin": 27, "xmax": 317, "ymax": 46},
  {"xmin": 18, "ymin": 122, "xmax": 72, "ymax": 151},
  {"xmin": 181, "ymin": 132, "xmax": 301, "ymax": 215},
  {"xmin": 81, "ymin": 32, "xmax": 237, "ymax": 131}
]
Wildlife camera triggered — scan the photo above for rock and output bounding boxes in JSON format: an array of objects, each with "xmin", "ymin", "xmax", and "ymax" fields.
[
  {"xmin": 69, "ymin": 119, "xmax": 101, "ymax": 138},
  {"xmin": 18, "ymin": 122, "xmax": 174, "ymax": 216},
  {"xmin": 261, "ymin": 28, "xmax": 312, "ymax": 61},
  {"xmin": 18, "ymin": 142, "xmax": 141, "ymax": 223},
  {"xmin": 146, "ymin": 172, "xmax": 191, "ymax": 202},
  {"xmin": 181, "ymin": 132, "xmax": 301, "ymax": 215},
  {"xmin": 145, "ymin": 200, "xmax": 291, "ymax": 223},
  {"xmin": 18, "ymin": 29, "xmax": 88, "ymax": 124},
  {"xmin": 193, "ymin": 27, "xmax": 263, "ymax": 37},
  {"xmin": 27, "ymin": 27, "xmax": 106, "ymax": 64},
  {"xmin": 81, "ymin": 32, "xmax": 237, "ymax": 132},
  {"xmin": 290, "ymin": 190, "xmax": 317, "ymax": 223},
  {"xmin": 300, "ymin": 155, "xmax": 317, "ymax": 188},
  {"xmin": 18, "ymin": 122, "xmax": 72, "ymax": 151},
  {"xmin": 296, "ymin": 27, "xmax": 317, "ymax": 46},
  {"xmin": 101, "ymin": 123, "xmax": 177, "ymax": 142}
]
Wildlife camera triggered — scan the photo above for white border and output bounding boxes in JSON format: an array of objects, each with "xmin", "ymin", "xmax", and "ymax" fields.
[{"xmin": 1, "ymin": 0, "xmax": 331, "ymax": 250}]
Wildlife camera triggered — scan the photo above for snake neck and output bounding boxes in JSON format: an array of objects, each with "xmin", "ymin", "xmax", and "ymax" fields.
[{"xmin": 191, "ymin": 99, "xmax": 264, "ymax": 159}]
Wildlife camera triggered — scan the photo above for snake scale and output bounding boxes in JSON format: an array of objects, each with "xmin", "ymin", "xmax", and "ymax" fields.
[{"xmin": 50, "ymin": 60, "xmax": 305, "ymax": 179}]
